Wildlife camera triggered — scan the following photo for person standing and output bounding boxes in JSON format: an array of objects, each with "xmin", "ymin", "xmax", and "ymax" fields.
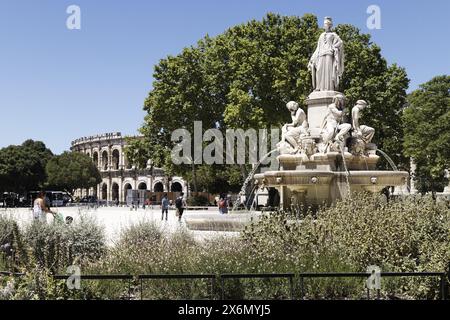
[
  {"xmin": 222, "ymin": 196, "xmax": 229, "ymax": 214},
  {"xmin": 33, "ymin": 191, "xmax": 55, "ymax": 223},
  {"xmin": 175, "ymin": 192, "xmax": 186, "ymax": 222},
  {"xmin": 218, "ymin": 194, "xmax": 229, "ymax": 214},
  {"xmin": 218, "ymin": 195, "xmax": 224, "ymax": 214},
  {"xmin": 161, "ymin": 194, "xmax": 169, "ymax": 221}
]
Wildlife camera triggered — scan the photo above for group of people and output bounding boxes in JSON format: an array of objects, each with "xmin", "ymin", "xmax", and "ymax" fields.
[
  {"xmin": 160, "ymin": 192, "xmax": 186, "ymax": 222},
  {"xmin": 161, "ymin": 193, "xmax": 231, "ymax": 220}
]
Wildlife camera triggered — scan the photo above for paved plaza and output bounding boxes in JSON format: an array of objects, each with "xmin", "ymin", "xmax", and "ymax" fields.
[{"xmin": 1, "ymin": 206, "xmax": 245, "ymax": 245}]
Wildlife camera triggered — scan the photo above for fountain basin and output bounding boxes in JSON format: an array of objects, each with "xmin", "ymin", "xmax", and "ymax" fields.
[
  {"xmin": 255, "ymin": 170, "xmax": 334, "ymax": 188},
  {"xmin": 184, "ymin": 212, "xmax": 261, "ymax": 231},
  {"xmin": 255, "ymin": 169, "xmax": 409, "ymax": 208},
  {"xmin": 343, "ymin": 171, "xmax": 409, "ymax": 193}
]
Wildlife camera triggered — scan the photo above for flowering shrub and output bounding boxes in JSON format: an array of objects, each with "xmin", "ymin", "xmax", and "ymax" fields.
[
  {"xmin": 24, "ymin": 216, "xmax": 106, "ymax": 272},
  {"xmin": 242, "ymin": 193, "xmax": 450, "ymax": 299},
  {"xmin": 1, "ymin": 193, "xmax": 448, "ymax": 300},
  {"xmin": 0, "ymin": 216, "xmax": 28, "ymax": 269}
]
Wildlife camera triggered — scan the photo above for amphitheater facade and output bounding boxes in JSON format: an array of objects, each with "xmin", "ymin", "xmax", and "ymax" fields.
[{"xmin": 70, "ymin": 132, "xmax": 187, "ymax": 202}]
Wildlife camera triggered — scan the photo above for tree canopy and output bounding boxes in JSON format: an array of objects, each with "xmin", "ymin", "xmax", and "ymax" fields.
[
  {"xmin": 46, "ymin": 152, "xmax": 101, "ymax": 196},
  {"xmin": 0, "ymin": 140, "xmax": 53, "ymax": 194},
  {"xmin": 128, "ymin": 13, "xmax": 410, "ymax": 192},
  {"xmin": 403, "ymin": 75, "xmax": 450, "ymax": 194}
]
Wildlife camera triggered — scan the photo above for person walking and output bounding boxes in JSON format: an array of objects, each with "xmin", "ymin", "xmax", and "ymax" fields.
[
  {"xmin": 161, "ymin": 194, "xmax": 169, "ymax": 221},
  {"xmin": 175, "ymin": 192, "xmax": 186, "ymax": 222}
]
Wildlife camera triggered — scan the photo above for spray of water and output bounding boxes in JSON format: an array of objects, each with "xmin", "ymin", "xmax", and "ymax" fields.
[
  {"xmin": 339, "ymin": 145, "xmax": 352, "ymax": 198},
  {"xmin": 244, "ymin": 185, "xmax": 258, "ymax": 209},
  {"xmin": 376, "ymin": 149, "xmax": 398, "ymax": 171},
  {"xmin": 232, "ymin": 149, "xmax": 278, "ymax": 212}
]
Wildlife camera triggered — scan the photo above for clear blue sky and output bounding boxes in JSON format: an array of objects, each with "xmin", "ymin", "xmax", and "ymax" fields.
[{"xmin": 1, "ymin": 0, "xmax": 449, "ymax": 154}]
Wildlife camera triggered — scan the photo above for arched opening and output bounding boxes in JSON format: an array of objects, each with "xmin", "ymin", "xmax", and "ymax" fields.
[
  {"xmin": 171, "ymin": 182, "xmax": 183, "ymax": 192},
  {"xmin": 93, "ymin": 152, "xmax": 99, "ymax": 168},
  {"xmin": 138, "ymin": 182, "xmax": 147, "ymax": 191},
  {"xmin": 112, "ymin": 183, "xmax": 119, "ymax": 201},
  {"xmin": 101, "ymin": 151, "xmax": 108, "ymax": 170},
  {"xmin": 154, "ymin": 182, "xmax": 164, "ymax": 192},
  {"xmin": 101, "ymin": 183, "xmax": 108, "ymax": 200},
  {"xmin": 112, "ymin": 149, "xmax": 120, "ymax": 170},
  {"xmin": 123, "ymin": 183, "xmax": 132, "ymax": 200}
]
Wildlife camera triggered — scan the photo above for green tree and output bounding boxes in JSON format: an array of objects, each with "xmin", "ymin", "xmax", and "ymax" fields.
[
  {"xmin": 0, "ymin": 140, "xmax": 53, "ymax": 194},
  {"xmin": 46, "ymin": 152, "xmax": 101, "ymax": 196},
  {"xmin": 133, "ymin": 13, "xmax": 409, "ymax": 192},
  {"xmin": 403, "ymin": 75, "xmax": 450, "ymax": 195}
]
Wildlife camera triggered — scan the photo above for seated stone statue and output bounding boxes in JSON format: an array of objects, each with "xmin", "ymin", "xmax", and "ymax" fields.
[
  {"xmin": 351, "ymin": 100, "xmax": 375, "ymax": 144},
  {"xmin": 320, "ymin": 94, "xmax": 351, "ymax": 152},
  {"xmin": 278, "ymin": 101, "xmax": 309, "ymax": 154}
]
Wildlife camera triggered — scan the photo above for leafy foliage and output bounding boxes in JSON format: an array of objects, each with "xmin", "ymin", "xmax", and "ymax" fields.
[
  {"xmin": 46, "ymin": 152, "xmax": 101, "ymax": 195},
  {"xmin": 243, "ymin": 193, "xmax": 450, "ymax": 299},
  {"xmin": 0, "ymin": 140, "xmax": 53, "ymax": 193},
  {"xmin": 403, "ymin": 75, "xmax": 450, "ymax": 194}
]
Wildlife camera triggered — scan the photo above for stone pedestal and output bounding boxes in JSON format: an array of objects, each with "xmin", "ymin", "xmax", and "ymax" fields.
[{"xmin": 306, "ymin": 90, "xmax": 341, "ymax": 136}]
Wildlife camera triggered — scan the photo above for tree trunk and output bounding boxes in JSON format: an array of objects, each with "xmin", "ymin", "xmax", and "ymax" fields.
[{"xmin": 191, "ymin": 163, "xmax": 198, "ymax": 192}]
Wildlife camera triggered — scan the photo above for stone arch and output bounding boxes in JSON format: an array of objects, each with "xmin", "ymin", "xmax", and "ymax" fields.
[
  {"xmin": 101, "ymin": 183, "xmax": 108, "ymax": 200},
  {"xmin": 153, "ymin": 181, "xmax": 164, "ymax": 192},
  {"xmin": 112, "ymin": 183, "xmax": 119, "ymax": 201},
  {"xmin": 171, "ymin": 181, "xmax": 183, "ymax": 192},
  {"xmin": 112, "ymin": 149, "xmax": 120, "ymax": 170},
  {"xmin": 101, "ymin": 150, "xmax": 109, "ymax": 170},
  {"xmin": 123, "ymin": 183, "xmax": 133, "ymax": 200},
  {"xmin": 138, "ymin": 182, "xmax": 147, "ymax": 190}
]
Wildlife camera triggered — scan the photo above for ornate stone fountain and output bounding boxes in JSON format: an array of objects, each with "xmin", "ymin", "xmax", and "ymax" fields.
[{"xmin": 254, "ymin": 17, "xmax": 408, "ymax": 209}]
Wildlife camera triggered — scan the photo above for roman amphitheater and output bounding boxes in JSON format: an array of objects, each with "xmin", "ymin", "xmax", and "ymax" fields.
[{"xmin": 70, "ymin": 132, "xmax": 187, "ymax": 203}]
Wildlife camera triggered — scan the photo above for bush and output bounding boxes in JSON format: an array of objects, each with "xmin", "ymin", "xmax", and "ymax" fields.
[
  {"xmin": 187, "ymin": 195, "xmax": 209, "ymax": 206},
  {"xmin": 242, "ymin": 193, "xmax": 450, "ymax": 299},
  {"xmin": 0, "ymin": 216, "xmax": 106, "ymax": 300},
  {"xmin": 24, "ymin": 216, "xmax": 106, "ymax": 272},
  {"xmin": 0, "ymin": 216, "xmax": 28, "ymax": 270}
]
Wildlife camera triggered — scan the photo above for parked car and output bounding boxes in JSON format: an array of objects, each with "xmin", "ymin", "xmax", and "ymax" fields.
[
  {"xmin": 1, "ymin": 192, "xmax": 20, "ymax": 208},
  {"xmin": 80, "ymin": 195, "xmax": 98, "ymax": 203}
]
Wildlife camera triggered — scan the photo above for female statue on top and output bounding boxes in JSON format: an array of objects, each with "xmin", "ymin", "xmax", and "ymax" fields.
[{"xmin": 308, "ymin": 17, "xmax": 344, "ymax": 92}]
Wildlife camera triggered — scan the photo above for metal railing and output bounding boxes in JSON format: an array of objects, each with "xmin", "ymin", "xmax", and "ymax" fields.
[
  {"xmin": 298, "ymin": 271, "xmax": 448, "ymax": 300},
  {"xmin": 2, "ymin": 270, "xmax": 448, "ymax": 300},
  {"xmin": 139, "ymin": 274, "xmax": 216, "ymax": 300},
  {"xmin": 220, "ymin": 273, "xmax": 295, "ymax": 300}
]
